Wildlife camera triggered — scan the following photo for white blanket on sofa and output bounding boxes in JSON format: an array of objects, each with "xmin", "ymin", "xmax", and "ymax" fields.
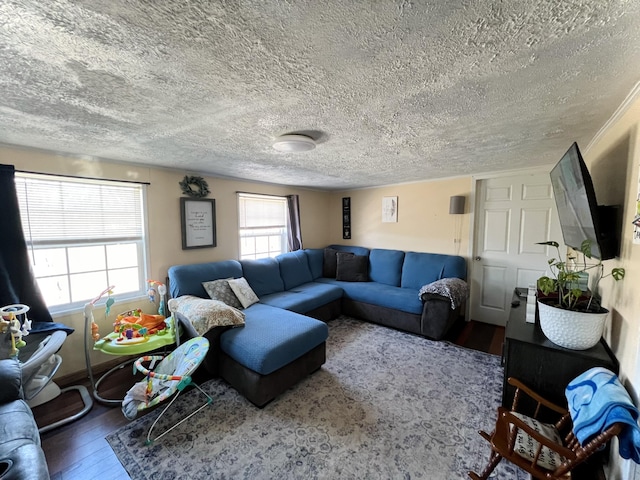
[{"xmin": 168, "ymin": 296, "xmax": 245, "ymax": 335}]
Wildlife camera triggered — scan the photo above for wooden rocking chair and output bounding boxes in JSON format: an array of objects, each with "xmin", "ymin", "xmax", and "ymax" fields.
[{"xmin": 469, "ymin": 377, "xmax": 623, "ymax": 480}]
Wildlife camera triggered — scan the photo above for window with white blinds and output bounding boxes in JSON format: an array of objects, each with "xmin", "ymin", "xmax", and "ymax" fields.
[
  {"xmin": 238, "ymin": 193, "xmax": 288, "ymax": 260},
  {"xmin": 15, "ymin": 173, "xmax": 148, "ymax": 311}
]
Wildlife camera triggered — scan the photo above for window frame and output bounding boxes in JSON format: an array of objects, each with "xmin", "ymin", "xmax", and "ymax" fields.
[
  {"xmin": 237, "ymin": 193, "xmax": 289, "ymax": 260},
  {"xmin": 15, "ymin": 172, "xmax": 150, "ymax": 314}
]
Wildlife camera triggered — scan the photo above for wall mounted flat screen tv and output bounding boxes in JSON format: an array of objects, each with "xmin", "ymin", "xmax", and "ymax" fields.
[{"xmin": 550, "ymin": 142, "xmax": 619, "ymax": 260}]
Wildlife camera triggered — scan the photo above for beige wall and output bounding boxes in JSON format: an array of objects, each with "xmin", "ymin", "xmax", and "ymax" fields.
[
  {"xmin": 327, "ymin": 177, "xmax": 473, "ymax": 256},
  {"xmin": 0, "ymin": 145, "xmax": 333, "ymax": 377},
  {"xmin": 3, "ymin": 144, "xmax": 475, "ymax": 378},
  {"xmin": 583, "ymin": 97, "xmax": 640, "ymax": 480}
]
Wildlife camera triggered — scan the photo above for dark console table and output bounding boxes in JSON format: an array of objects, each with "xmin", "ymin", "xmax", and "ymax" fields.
[
  {"xmin": 501, "ymin": 289, "xmax": 618, "ymax": 479},
  {"xmin": 503, "ymin": 289, "xmax": 619, "ymax": 412}
]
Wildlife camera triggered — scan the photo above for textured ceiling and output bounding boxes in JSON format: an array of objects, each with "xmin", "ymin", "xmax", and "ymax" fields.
[{"xmin": 1, "ymin": 1, "xmax": 640, "ymax": 190}]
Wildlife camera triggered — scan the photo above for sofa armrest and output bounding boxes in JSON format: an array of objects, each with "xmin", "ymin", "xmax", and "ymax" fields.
[
  {"xmin": 420, "ymin": 292, "xmax": 450, "ymax": 303},
  {"xmin": 420, "ymin": 295, "xmax": 463, "ymax": 340},
  {"xmin": 0, "ymin": 358, "xmax": 24, "ymax": 403}
]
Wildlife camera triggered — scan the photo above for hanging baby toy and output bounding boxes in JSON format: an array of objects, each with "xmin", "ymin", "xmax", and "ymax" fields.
[
  {"xmin": 147, "ymin": 280, "xmax": 167, "ymax": 318},
  {"xmin": 0, "ymin": 304, "xmax": 32, "ymax": 357},
  {"xmin": 84, "ymin": 286, "xmax": 115, "ymax": 343}
]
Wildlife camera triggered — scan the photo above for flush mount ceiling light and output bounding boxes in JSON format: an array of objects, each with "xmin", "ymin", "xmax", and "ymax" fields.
[{"xmin": 272, "ymin": 134, "xmax": 316, "ymax": 152}]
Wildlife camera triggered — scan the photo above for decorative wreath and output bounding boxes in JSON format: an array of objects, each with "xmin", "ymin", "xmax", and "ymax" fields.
[{"xmin": 179, "ymin": 175, "xmax": 210, "ymax": 198}]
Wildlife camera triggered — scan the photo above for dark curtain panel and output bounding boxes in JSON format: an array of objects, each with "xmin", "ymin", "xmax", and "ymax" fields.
[
  {"xmin": 0, "ymin": 164, "xmax": 53, "ymax": 323},
  {"xmin": 286, "ymin": 194, "xmax": 303, "ymax": 251}
]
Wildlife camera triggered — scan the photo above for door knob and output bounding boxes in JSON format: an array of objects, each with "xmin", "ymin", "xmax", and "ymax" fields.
[{"xmin": 474, "ymin": 256, "xmax": 481, "ymax": 261}]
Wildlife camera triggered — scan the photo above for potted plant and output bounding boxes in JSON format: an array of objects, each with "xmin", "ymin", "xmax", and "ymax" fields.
[{"xmin": 535, "ymin": 240, "xmax": 625, "ymax": 350}]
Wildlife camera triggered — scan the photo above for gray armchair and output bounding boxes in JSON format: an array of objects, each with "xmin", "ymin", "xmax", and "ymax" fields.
[{"xmin": 0, "ymin": 358, "xmax": 49, "ymax": 480}]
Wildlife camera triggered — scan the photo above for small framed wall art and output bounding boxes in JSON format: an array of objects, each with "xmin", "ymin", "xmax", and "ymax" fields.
[
  {"xmin": 181, "ymin": 197, "xmax": 216, "ymax": 249},
  {"xmin": 382, "ymin": 196, "xmax": 398, "ymax": 223}
]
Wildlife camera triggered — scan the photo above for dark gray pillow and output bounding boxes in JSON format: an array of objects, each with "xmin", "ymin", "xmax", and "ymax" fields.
[
  {"xmin": 322, "ymin": 248, "xmax": 339, "ymax": 278},
  {"xmin": 336, "ymin": 252, "xmax": 369, "ymax": 282}
]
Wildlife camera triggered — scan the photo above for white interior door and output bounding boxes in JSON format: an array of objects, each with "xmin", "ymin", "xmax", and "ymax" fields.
[{"xmin": 470, "ymin": 173, "xmax": 563, "ymax": 326}]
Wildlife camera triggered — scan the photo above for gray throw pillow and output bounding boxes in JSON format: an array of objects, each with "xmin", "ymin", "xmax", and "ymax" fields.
[
  {"xmin": 227, "ymin": 277, "xmax": 260, "ymax": 308},
  {"xmin": 323, "ymin": 248, "xmax": 339, "ymax": 278},
  {"xmin": 336, "ymin": 252, "xmax": 368, "ymax": 282},
  {"xmin": 202, "ymin": 278, "xmax": 243, "ymax": 309}
]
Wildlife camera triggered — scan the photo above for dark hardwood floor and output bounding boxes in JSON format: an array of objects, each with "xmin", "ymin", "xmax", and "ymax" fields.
[{"xmin": 34, "ymin": 319, "xmax": 504, "ymax": 480}]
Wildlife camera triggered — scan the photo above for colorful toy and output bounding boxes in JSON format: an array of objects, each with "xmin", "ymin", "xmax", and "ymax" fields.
[
  {"xmin": 84, "ymin": 285, "xmax": 178, "ymax": 406},
  {"xmin": 113, "ymin": 309, "xmax": 167, "ymax": 344},
  {"xmin": 0, "ymin": 304, "xmax": 32, "ymax": 357},
  {"xmin": 84, "ymin": 286, "xmax": 115, "ymax": 343},
  {"xmin": 122, "ymin": 337, "xmax": 211, "ymax": 445},
  {"xmin": 147, "ymin": 280, "xmax": 167, "ymax": 317}
]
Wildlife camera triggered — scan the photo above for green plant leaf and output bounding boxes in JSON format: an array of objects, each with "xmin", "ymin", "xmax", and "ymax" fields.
[
  {"xmin": 612, "ymin": 268, "xmax": 625, "ymax": 281},
  {"xmin": 538, "ymin": 239, "xmax": 624, "ymax": 312},
  {"xmin": 580, "ymin": 240, "xmax": 593, "ymax": 258},
  {"xmin": 569, "ymin": 287, "xmax": 582, "ymax": 299},
  {"xmin": 536, "ymin": 241, "xmax": 559, "ymax": 248},
  {"xmin": 537, "ymin": 276, "xmax": 556, "ymax": 295}
]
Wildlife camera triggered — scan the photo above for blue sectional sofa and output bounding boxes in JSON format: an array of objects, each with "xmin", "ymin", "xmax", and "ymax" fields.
[{"xmin": 168, "ymin": 245, "xmax": 466, "ymax": 407}]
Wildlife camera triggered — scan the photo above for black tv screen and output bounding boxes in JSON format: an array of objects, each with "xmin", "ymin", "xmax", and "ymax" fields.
[{"xmin": 550, "ymin": 142, "xmax": 617, "ymax": 260}]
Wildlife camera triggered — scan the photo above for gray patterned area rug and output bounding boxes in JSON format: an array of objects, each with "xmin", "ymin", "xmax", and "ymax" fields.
[{"xmin": 107, "ymin": 317, "xmax": 528, "ymax": 479}]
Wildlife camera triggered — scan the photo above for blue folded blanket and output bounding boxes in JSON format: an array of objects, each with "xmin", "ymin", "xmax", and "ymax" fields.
[{"xmin": 566, "ymin": 367, "xmax": 640, "ymax": 463}]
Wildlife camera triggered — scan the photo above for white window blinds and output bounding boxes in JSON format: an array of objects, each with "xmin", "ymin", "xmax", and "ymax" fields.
[
  {"xmin": 238, "ymin": 194, "xmax": 287, "ymax": 229},
  {"xmin": 237, "ymin": 193, "xmax": 288, "ymax": 260},
  {"xmin": 15, "ymin": 174, "xmax": 144, "ymax": 245}
]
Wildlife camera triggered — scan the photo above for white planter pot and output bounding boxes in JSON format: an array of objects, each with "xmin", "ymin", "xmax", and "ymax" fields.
[{"xmin": 537, "ymin": 300, "xmax": 608, "ymax": 350}]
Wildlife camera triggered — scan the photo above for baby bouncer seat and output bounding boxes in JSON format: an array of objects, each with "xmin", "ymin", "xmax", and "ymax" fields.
[{"xmin": 122, "ymin": 336, "xmax": 211, "ymax": 444}]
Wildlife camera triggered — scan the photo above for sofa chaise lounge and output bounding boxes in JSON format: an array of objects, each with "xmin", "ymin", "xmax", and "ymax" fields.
[{"xmin": 168, "ymin": 245, "xmax": 467, "ymax": 407}]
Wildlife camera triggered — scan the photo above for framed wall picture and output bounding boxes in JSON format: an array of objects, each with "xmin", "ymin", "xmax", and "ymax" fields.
[
  {"xmin": 181, "ymin": 197, "xmax": 216, "ymax": 249},
  {"xmin": 342, "ymin": 196, "xmax": 351, "ymax": 239},
  {"xmin": 382, "ymin": 196, "xmax": 398, "ymax": 223}
]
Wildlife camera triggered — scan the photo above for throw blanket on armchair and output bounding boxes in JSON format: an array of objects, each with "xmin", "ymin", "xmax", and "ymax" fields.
[{"xmin": 566, "ymin": 367, "xmax": 640, "ymax": 463}]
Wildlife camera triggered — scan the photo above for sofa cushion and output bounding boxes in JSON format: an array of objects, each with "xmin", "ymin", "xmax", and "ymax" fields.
[
  {"xmin": 304, "ymin": 249, "xmax": 324, "ymax": 279},
  {"xmin": 168, "ymin": 260, "xmax": 243, "ymax": 298},
  {"xmin": 323, "ymin": 245, "xmax": 371, "ymax": 278},
  {"xmin": 240, "ymin": 258, "xmax": 285, "ymax": 297},
  {"xmin": 260, "ymin": 282, "xmax": 344, "ymax": 313},
  {"xmin": 315, "ymin": 278, "xmax": 423, "ymax": 314},
  {"xmin": 401, "ymin": 252, "xmax": 467, "ymax": 290},
  {"xmin": 202, "ymin": 279, "xmax": 243, "ymax": 309},
  {"xmin": 369, "ymin": 249, "xmax": 405, "ymax": 286},
  {"xmin": 277, "ymin": 251, "xmax": 313, "ymax": 289},
  {"xmin": 228, "ymin": 277, "xmax": 260, "ymax": 308},
  {"xmin": 322, "ymin": 248, "xmax": 339, "ymax": 278},
  {"xmin": 336, "ymin": 252, "xmax": 369, "ymax": 282},
  {"xmin": 220, "ymin": 303, "xmax": 329, "ymax": 375},
  {"xmin": 511, "ymin": 412, "xmax": 565, "ymax": 470}
]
